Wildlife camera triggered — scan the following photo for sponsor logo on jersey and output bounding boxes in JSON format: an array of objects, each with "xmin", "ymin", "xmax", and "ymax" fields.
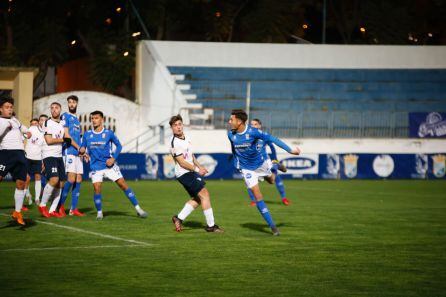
[
  {"xmin": 432, "ymin": 154, "xmax": 445, "ymax": 178},
  {"xmin": 373, "ymin": 154, "xmax": 394, "ymax": 178},
  {"xmin": 343, "ymin": 154, "xmax": 358, "ymax": 178}
]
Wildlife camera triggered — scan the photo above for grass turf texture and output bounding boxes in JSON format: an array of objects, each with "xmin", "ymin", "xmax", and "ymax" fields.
[{"xmin": 0, "ymin": 180, "xmax": 445, "ymax": 297}]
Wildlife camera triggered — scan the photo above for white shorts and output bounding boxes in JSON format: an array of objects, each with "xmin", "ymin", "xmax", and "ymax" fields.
[
  {"xmin": 64, "ymin": 155, "xmax": 84, "ymax": 174},
  {"xmin": 91, "ymin": 164, "xmax": 123, "ymax": 183},
  {"xmin": 241, "ymin": 159, "xmax": 273, "ymax": 189}
]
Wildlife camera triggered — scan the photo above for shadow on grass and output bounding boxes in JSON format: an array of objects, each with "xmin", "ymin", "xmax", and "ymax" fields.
[
  {"xmin": 0, "ymin": 205, "xmax": 14, "ymax": 210},
  {"xmin": 240, "ymin": 222, "xmax": 287, "ymax": 234},
  {"xmin": 78, "ymin": 207, "xmax": 94, "ymax": 214},
  {"xmin": 183, "ymin": 220, "xmax": 205, "ymax": 229},
  {"xmin": 0, "ymin": 218, "xmax": 38, "ymax": 231},
  {"xmin": 104, "ymin": 210, "xmax": 133, "ymax": 217}
]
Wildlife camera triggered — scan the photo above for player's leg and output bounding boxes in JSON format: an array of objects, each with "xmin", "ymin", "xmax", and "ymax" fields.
[
  {"xmin": 114, "ymin": 177, "xmax": 148, "ymax": 218},
  {"xmin": 59, "ymin": 155, "xmax": 76, "ymax": 214},
  {"xmin": 250, "ymin": 184, "xmax": 279, "ymax": 235},
  {"xmin": 196, "ymin": 187, "xmax": 223, "ymax": 232},
  {"xmin": 24, "ymin": 173, "xmax": 32, "ymax": 206},
  {"xmin": 69, "ymin": 156, "xmax": 84, "ymax": 216},
  {"xmin": 92, "ymin": 181, "xmax": 104, "ymax": 220},
  {"xmin": 10, "ymin": 152, "xmax": 28, "ymax": 225},
  {"xmin": 273, "ymin": 171, "xmax": 289, "ymax": 205},
  {"xmin": 247, "ymin": 188, "xmax": 256, "ymax": 206},
  {"xmin": 40, "ymin": 158, "xmax": 60, "ymax": 217},
  {"xmin": 48, "ymin": 158, "xmax": 66, "ymax": 217},
  {"xmin": 34, "ymin": 172, "xmax": 42, "ymax": 205},
  {"xmin": 173, "ymin": 197, "xmax": 200, "ymax": 232}
]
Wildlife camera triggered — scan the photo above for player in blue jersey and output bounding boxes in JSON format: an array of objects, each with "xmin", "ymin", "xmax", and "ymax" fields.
[
  {"xmin": 247, "ymin": 118, "xmax": 290, "ymax": 206},
  {"xmin": 79, "ymin": 110, "xmax": 148, "ymax": 220},
  {"xmin": 228, "ymin": 109, "xmax": 300, "ymax": 236},
  {"xmin": 58, "ymin": 95, "xmax": 84, "ymax": 217}
]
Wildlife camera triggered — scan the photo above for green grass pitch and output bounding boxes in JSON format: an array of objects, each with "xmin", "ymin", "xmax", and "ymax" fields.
[{"xmin": 0, "ymin": 180, "xmax": 445, "ymax": 297}]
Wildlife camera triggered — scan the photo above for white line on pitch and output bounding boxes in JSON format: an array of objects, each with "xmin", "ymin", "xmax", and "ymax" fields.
[
  {"xmin": 0, "ymin": 213, "xmax": 153, "ymax": 247},
  {"xmin": 0, "ymin": 244, "xmax": 147, "ymax": 252}
]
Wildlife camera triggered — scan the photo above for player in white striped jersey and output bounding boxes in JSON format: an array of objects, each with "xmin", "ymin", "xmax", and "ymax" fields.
[
  {"xmin": 0, "ymin": 97, "xmax": 32, "ymax": 225},
  {"xmin": 169, "ymin": 114, "xmax": 223, "ymax": 233}
]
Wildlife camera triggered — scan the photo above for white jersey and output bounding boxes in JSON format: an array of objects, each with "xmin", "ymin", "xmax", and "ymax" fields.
[
  {"xmin": 25, "ymin": 125, "xmax": 45, "ymax": 160},
  {"xmin": 170, "ymin": 134, "xmax": 194, "ymax": 178},
  {"xmin": 42, "ymin": 118, "xmax": 65, "ymax": 159},
  {"xmin": 0, "ymin": 117, "xmax": 27, "ymax": 150}
]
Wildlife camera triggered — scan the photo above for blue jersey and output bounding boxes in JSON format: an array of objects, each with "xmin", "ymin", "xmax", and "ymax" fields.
[
  {"xmin": 81, "ymin": 128, "xmax": 122, "ymax": 171},
  {"xmin": 61, "ymin": 112, "xmax": 81, "ymax": 156},
  {"xmin": 227, "ymin": 125, "xmax": 291, "ymax": 171}
]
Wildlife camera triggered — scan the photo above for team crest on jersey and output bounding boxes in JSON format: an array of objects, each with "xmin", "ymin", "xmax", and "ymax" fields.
[
  {"xmin": 432, "ymin": 154, "xmax": 445, "ymax": 178},
  {"xmin": 102, "ymin": 133, "xmax": 106, "ymax": 139},
  {"xmin": 343, "ymin": 154, "xmax": 358, "ymax": 178},
  {"xmin": 90, "ymin": 134, "xmax": 93, "ymax": 138},
  {"xmin": 245, "ymin": 134, "xmax": 250, "ymax": 140}
]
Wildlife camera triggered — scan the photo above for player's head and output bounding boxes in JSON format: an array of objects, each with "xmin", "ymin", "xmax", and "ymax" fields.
[
  {"xmin": 38, "ymin": 114, "xmax": 48, "ymax": 127},
  {"xmin": 50, "ymin": 102, "xmax": 62, "ymax": 119},
  {"xmin": 250, "ymin": 118, "xmax": 262, "ymax": 129},
  {"xmin": 67, "ymin": 95, "xmax": 79, "ymax": 114},
  {"xmin": 0, "ymin": 96, "xmax": 14, "ymax": 118},
  {"xmin": 229, "ymin": 109, "xmax": 248, "ymax": 131},
  {"xmin": 30, "ymin": 118, "xmax": 39, "ymax": 126},
  {"xmin": 90, "ymin": 110, "xmax": 104, "ymax": 128},
  {"xmin": 169, "ymin": 114, "xmax": 183, "ymax": 136}
]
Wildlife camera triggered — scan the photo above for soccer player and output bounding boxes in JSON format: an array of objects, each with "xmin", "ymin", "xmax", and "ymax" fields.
[
  {"xmin": 247, "ymin": 118, "xmax": 290, "ymax": 206},
  {"xmin": 58, "ymin": 95, "xmax": 84, "ymax": 216},
  {"xmin": 169, "ymin": 114, "xmax": 223, "ymax": 233},
  {"xmin": 227, "ymin": 109, "xmax": 300, "ymax": 236},
  {"xmin": 24, "ymin": 116, "xmax": 47, "ymax": 206},
  {"xmin": 39, "ymin": 102, "xmax": 79, "ymax": 218},
  {"xmin": 0, "ymin": 97, "xmax": 32, "ymax": 225},
  {"xmin": 79, "ymin": 110, "xmax": 147, "ymax": 220}
]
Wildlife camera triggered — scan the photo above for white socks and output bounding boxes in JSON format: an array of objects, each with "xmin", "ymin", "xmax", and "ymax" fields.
[
  {"xmin": 14, "ymin": 189, "xmax": 25, "ymax": 212},
  {"xmin": 49, "ymin": 189, "xmax": 61, "ymax": 213},
  {"xmin": 178, "ymin": 203, "xmax": 195, "ymax": 221},
  {"xmin": 203, "ymin": 208, "xmax": 215, "ymax": 227},
  {"xmin": 35, "ymin": 180, "xmax": 42, "ymax": 201},
  {"xmin": 40, "ymin": 184, "xmax": 54, "ymax": 207}
]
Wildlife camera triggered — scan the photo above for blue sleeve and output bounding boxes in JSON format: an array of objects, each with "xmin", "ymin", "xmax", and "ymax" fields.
[
  {"xmin": 110, "ymin": 131, "xmax": 122, "ymax": 159},
  {"xmin": 256, "ymin": 130, "xmax": 291, "ymax": 153},
  {"xmin": 267, "ymin": 141, "xmax": 278, "ymax": 160},
  {"xmin": 61, "ymin": 114, "xmax": 69, "ymax": 128}
]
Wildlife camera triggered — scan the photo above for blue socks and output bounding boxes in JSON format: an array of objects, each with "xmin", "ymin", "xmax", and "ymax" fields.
[
  {"xmin": 93, "ymin": 194, "xmax": 102, "ymax": 211},
  {"xmin": 124, "ymin": 188, "xmax": 139, "ymax": 206},
  {"xmin": 59, "ymin": 181, "xmax": 73, "ymax": 206},
  {"xmin": 71, "ymin": 183, "xmax": 81, "ymax": 210},
  {"xmin": 256, "ymin": 200, "xmax": 276, "ymax": 228},
  {"xmin": 275, "ymin": 175, "xmax": 286, "ymax": 198},
  {"xmin": 247, "ymin": 188, "xmax": 256, "ymax": 202}
]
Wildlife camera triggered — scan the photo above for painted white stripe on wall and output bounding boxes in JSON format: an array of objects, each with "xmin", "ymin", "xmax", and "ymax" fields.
[{"xmin": 147, "ymin": 41, "xmax": 446, "ymax": 69}]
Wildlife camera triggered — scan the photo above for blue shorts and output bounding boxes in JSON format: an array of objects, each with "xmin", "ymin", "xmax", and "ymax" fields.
[
  {"xmin": 177, "ymin": 172, "xmax": 206, "ymax": 198},
  {"xmin": 0, "ymin": 150, "xmax": 27, "ymax": 181}
]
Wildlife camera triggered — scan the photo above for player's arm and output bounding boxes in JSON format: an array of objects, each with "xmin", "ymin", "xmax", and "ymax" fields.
[
  {"xmin": 175, "ymin": 154, "xmax": 205, "ymax": 175},
  {"xmin": 106, "ymin": 132, "xmax": 122, "ymax": 166},
  {"xmin": 267, "ymin": 141, "xmax": 278, "ymax": 160},
  {"xmin": 78, "ymin": 133, "xmax": 89, "ymax": 160},
  {"xmin": 257, "ymin": 130, "xmax": 300, "ymax": 155},
  {"xmin": 44, "ymin": 134, "xmax": 64, "ymax": 145},
  {"xmin": 192, "ymin": 155, "xmax": 208, "ymax": 176},
  {"xmin": 63, "ymin": 127, "xmax": 81, "ymax": 150},
  {"xmin": 0, "ymin": 120, "xmax": 12, "ymax": 139}
]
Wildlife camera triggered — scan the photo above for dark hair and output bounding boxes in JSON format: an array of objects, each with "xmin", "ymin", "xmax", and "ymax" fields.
[
  {"xmin": 39, "ymin": 114, "xmax": 48, "ymax": 119},
  {"xmin": 30, "ymin": 118, "xmax": 39, "ymax": 123},
  {"xmin": 51, "ymin": 102, "xmax": 61, "ymax": 108},
  {"xmin": 90, "ymin": 110, "xmax": 104, "ymax": 118},
  {"xmin": 169, "ymin": 114, "xmax": 183, "ymax": 126},
  {"xmin": 0, "ymin": 96, "xmax": 14, "ymax": 107},
  {"xmin": 231, "ymin": 109, "xmax": 248, "ymax": 123},
  {"xmin": 67, "ymin": 95, "xmax": 79, "ymax": 102},
  {"xmin": 251, "ymin": 118, "xmax": 262, "ymax": 125}
]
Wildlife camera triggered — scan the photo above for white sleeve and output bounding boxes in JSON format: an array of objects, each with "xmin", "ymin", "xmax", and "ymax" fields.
[
  {"xmin": 170, "ymin": 140, "xmax": 184, "ymax": 157},
  {"xmin": 0, "ymin": 119, "xmax": 11, "ymax": 138}
]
